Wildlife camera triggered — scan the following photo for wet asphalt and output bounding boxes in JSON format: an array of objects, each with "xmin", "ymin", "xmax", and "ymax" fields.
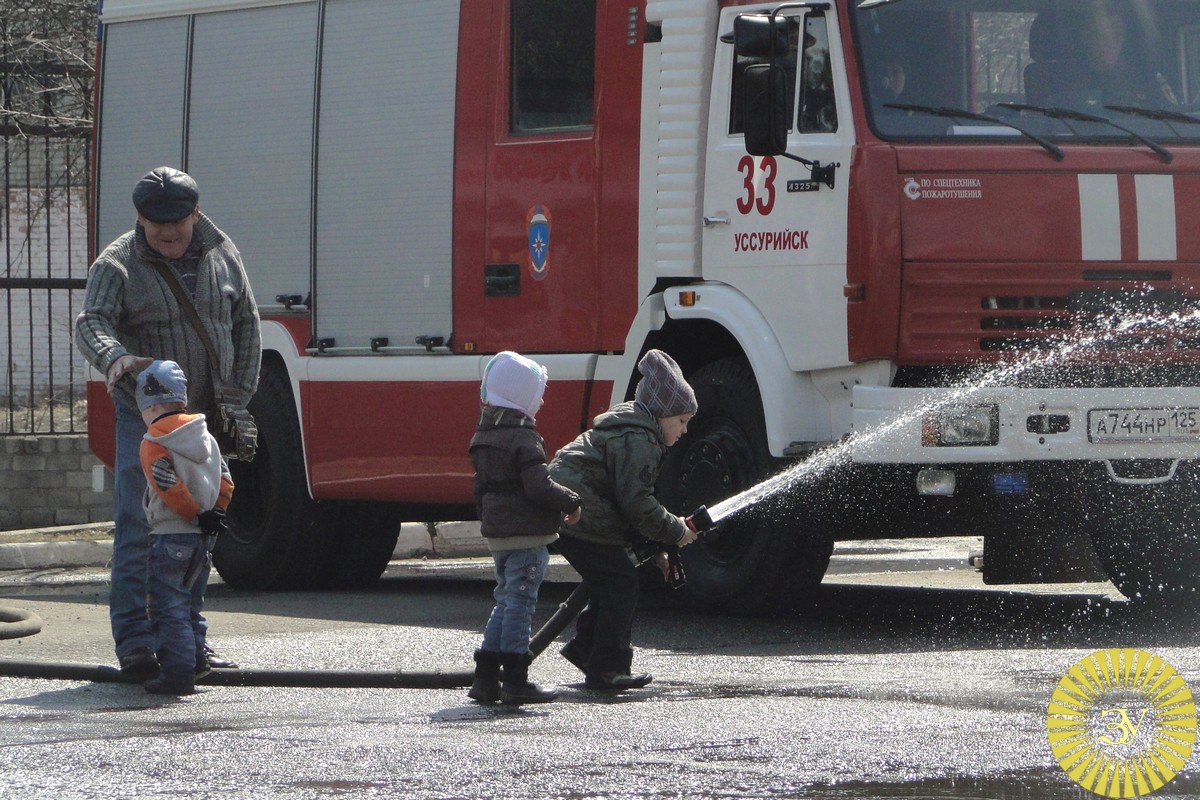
[{"xmin": 1, "ymin": 536, "xmax": 1198, "ymax": 800}]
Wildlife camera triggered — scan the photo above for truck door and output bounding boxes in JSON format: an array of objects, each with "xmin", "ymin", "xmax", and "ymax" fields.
[
  {"xmin": 701, "ymin": 5, "xmax": 855, "ymax": 371},
  {"xmin": 455, "ymin": 0, "xmax": 601, "ymax": 354}
]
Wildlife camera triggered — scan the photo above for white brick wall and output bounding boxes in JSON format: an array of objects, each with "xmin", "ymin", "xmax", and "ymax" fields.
[
  {"xmin": 0, "ymin": 435, "xmax": 112, "ymax": 530},
  {"xmin": 1, "ymin": 187, "xmax": 92, "ymax": 402}
]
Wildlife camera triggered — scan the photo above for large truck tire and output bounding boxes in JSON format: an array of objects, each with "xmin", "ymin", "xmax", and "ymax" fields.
[
  {"xmin": 214, "ymin": 362, "xmax": 336, "ymax": 590},
  {"xmin": 659, "ymin": 357, "xmax": 830, "ymax": 615},
  {"xmin": 318, "ymin": 502, "xmax": 404, "ymax": 589},
  {"xmin": 215, "ymin": 362, "xmax": 402, "ymax": 590},
  {"xmin": 1086, "ymin": 461, "xmax": 1200, "ymax": 601}
]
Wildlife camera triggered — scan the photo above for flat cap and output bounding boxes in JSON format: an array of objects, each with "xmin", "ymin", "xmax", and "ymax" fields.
[{"xmin": 132, "ymin": 167, "xmax": 199, "ymax": 223}]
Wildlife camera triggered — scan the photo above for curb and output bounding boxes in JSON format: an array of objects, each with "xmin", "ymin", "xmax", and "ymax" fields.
[
  {"xmin": 0, "ymin": 521, "xmax": 491, "ymax": 572},
  {"xmin": 0, "ymin": 539, "xmax": 115, "ymax": 571}
]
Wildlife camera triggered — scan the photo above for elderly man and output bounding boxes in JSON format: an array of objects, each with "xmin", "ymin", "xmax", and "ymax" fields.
[{"xmin": 75, "ymin": 167, "xmax": 261, "ymax": 680}]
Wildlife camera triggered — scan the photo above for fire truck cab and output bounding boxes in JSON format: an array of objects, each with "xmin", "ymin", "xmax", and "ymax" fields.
[{"xmin": 90, "ymin": 0, "xmax": 1200, "ymax": 612}]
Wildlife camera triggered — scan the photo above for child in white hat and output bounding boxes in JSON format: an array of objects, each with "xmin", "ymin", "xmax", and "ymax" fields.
[{"xmin": 467, "ymin": 351, "xmax": 582, "ymax": 705}]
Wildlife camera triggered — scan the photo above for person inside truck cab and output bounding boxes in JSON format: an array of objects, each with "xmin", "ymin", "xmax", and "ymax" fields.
[
  {"xmin": 879, "ymin": 60, "xmax": 905, "ymax": 101},
  {"xmin": 867, "ymin": 55, "xmax": 907, "ymax": 113},
  {"xmin": 799, "ymin": 27, "xmax": 837, "ymax": 132},
  {"xmin": 1025, "ymin": 2, "xmax": 1176, "ymax": 109},
  {"xmin": 1076, "ymin": 1, "xmax": 1174, "ymax": 105}
]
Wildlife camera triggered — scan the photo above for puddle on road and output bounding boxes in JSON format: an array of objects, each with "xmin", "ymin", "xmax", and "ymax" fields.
[
  {"xmin": 652, "ymin": 682, "xmax": 1031, "ymax": 715},
  {"xmin": 794, "ymin": 768, "xmax": 1200, "ymax": 799},
  {"xmin": 290, "ymin": 779, "xmax": 390, "ymax": 794}
]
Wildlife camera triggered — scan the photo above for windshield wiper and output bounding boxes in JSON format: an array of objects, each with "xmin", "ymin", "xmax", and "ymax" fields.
[
  {"xmin": 884, "ymin": 103, "xmax": 1064, "ymax": 160},
  {"xmin": 998, "ymin": 103, "xmax": 1173, "ymax": 164},
  {"xmin": 1106, "ymin": 105, "xmax": 1200, "ymax": 136}
]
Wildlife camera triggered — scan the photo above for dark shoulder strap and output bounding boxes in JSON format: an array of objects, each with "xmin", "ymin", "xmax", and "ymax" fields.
[{"xmin": 149, "ymin": 260, "xmax": 220, "ymax": 369}]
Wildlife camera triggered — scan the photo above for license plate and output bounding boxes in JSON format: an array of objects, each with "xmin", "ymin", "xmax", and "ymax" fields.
[{"xmin": 1088, "ymin": 408, "xmax": 1200, "ymax": 443}]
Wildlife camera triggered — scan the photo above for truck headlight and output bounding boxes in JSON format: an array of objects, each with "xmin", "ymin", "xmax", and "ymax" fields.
[{"xmin": 921, "ymin": 405, "xmax": 999, "ymax": 447}]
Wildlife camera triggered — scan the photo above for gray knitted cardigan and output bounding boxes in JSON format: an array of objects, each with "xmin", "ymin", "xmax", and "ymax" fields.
[{"xmin": 74, "ymin": 213, "xmax": 261, "ymax": 414}]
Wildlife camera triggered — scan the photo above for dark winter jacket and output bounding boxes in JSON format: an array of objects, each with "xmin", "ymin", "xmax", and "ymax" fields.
[
  {"xmin": 548, "ymin": 401, "xmax": 688, "ymax": 548},
  {"xmin": 469, "ymin": 405, "xmax": 581, "ymax": 551}
]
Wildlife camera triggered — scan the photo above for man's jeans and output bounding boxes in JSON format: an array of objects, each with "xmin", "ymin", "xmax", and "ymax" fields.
[
  {"xmin": 482, "ymin": 546, "xmax": 550, "ymax": 654},
  {"xmin": 148, "ymin": 533, "xmax": 209, "ymax": 681},
  {"xmin": 112, "ymin": 404, "xmax": 208, "ymax": 661}
]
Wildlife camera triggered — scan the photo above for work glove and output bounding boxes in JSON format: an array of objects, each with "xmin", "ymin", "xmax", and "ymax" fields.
[
  {"xmin": 219, "ymin": 404, "xmax": 258, "ymax": 462},
  {"xmin": 197, "ymin": 508, "xmax": 229, "ymax": 537}
]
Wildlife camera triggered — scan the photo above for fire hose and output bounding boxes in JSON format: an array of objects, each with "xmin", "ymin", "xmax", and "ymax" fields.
[
  {"xmin": 0, "ymin": 506, "xmax": 713, "ymax": 689},
  {"xmin": 0, "ymin": 605, "xmax": 44, "ymax": 641},
  {"xmin": 0, "ymin": 584, "xmax": 589, "ymax": 689}
]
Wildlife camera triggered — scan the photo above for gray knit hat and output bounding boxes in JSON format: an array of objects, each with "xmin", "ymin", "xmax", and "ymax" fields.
[
  {"xmin": 634, "ymin": 349, "xmax": 697, "ymax": 418},
  {"xmin": 135, "ymin": 360, "xmax": 189, "ymax": 412},
  {"xmin": 133, "ymin": 167, "xmax": 199, "ymax": 223}
]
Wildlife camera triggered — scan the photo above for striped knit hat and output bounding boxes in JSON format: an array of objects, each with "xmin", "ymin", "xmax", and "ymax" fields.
[{"xmin": 634, "ymin": 350, "xmax": 697, "ymax": 418}]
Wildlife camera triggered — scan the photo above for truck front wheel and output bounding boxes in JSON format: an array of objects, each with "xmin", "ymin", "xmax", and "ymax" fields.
[
  {"xmin": 214, "ymin": 362, "xmax": 335, "ymax": 589},
  {"xmin": 659, "ymin": 357, "xmax": 831, "ymax": 615},
  {"xmin": 1086, "ymin": 462, "xmax": 1200, "ymax": 600},
  {"xmin": 214, "ymin": 363, "xmax": 403, "ymax": 590},
  {"xmin": 319, "ymin": 502, "xmax": 404, "ymax": 589}
]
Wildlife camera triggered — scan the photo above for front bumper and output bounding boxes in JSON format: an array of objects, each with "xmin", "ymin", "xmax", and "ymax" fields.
[{"xmin": 850, "ymin": 385, "xmax": 1200, "ymax": 464}]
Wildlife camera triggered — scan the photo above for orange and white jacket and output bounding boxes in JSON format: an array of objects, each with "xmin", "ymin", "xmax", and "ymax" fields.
[{"xmin": 140, "ymin": 412, "xmax": 233, "ymax": 535}]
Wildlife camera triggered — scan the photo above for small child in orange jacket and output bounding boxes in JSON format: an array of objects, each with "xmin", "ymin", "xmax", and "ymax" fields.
[{"xmin": 135, "ymin": 360, "xmax": 233, "ymax": 695}]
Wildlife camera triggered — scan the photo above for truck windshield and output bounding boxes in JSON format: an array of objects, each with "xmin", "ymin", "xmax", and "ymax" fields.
[{"xmin": 853, "ymin": 0, "xmax": 1200, "ymax": 143}]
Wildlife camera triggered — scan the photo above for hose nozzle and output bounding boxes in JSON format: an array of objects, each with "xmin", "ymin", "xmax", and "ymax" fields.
[{"xmin": 686, "ymin": 505, "xmax": 715, "ymax": 532}]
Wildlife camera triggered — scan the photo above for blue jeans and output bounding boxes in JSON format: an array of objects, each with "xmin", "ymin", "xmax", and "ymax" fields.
[
  {"xmin": 148, "ymin": 533, "xmax": 209, "ymax": 682},
  {"xmin": 482, "ymin": 546, "xmax": 550, "ymax": 654},
  {"xmin": 112, "ymin": 404, "xmax": 208, "ymax": 661}
]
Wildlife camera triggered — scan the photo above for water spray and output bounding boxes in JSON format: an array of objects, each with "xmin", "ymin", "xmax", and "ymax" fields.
[{"xmin": 676, "ymin": 304, "xmax": 1200, "ymax": 532}]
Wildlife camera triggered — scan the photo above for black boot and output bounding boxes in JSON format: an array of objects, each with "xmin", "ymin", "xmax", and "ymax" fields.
[
  {"xmin": 584, "ymin": 671, "xmax": 654, "ymax": 690},
  {"xmin": 500, "ymin": 652, "xmax": 558, "ymax": 705},
  {"xmin": 467, "ymin": 649, "xmax": 502, "ymax": 704},
  {"xmin": 584, "ymin": 647, "xmax": 652, "ymax": 691}
]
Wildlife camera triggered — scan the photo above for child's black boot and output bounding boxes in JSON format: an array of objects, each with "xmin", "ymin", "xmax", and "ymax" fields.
[
  {"xmin": 499, "ymin": 652, "xmax": 558, "ymax": 705},
  {"xmin": 584, "ymin": 647, "xmax": 653, "ymax": 691},
  {"xmin": 467, "ymin": 649, "xmax": 502, "ymax": 704}
]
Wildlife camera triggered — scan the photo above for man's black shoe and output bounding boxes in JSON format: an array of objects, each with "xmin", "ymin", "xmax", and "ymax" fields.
[
  {"xmin": 199, "ymin": 643, "xmax": 239, "ymax": 671},
  {"xmin": 118, "ymin": 647, "xmax": 160, "ymax": 680}
]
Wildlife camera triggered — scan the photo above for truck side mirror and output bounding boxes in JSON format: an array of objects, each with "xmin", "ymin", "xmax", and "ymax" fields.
[
  {"xmin": 732, "ymin": 14, "xmax": 789, "ymax": 59},
  {"xmin": 743, "ymin": 64, "xmax": 789, "ymax": 156}
]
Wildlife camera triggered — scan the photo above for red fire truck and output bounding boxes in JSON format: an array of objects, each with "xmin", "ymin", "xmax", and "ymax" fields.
[{"xmin": 89, "ymin": 0, "xmax": 1200, "ymax": 612}]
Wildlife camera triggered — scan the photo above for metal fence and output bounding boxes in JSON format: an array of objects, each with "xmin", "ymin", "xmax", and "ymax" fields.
[
  {"xmin": 1, "ymin": 1, "xmax": 95, "ymax": 435},
  {"xmin": 1, "ymin": 128, "xmax": 92, "ymax": 435}
]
